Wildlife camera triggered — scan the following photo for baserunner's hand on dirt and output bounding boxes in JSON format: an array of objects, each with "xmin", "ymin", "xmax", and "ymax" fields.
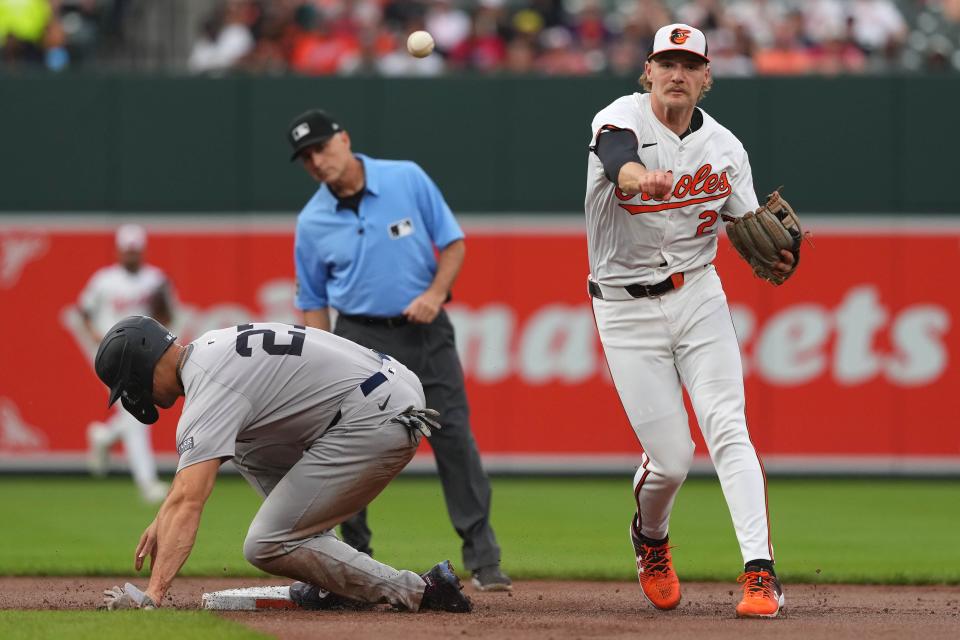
[{"xmin": 101, "ymin": 582, "xmax": 157, "ymax": 610}]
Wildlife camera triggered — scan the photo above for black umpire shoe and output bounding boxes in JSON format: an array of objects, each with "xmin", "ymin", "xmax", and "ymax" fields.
[
  {"xmin": 419, "ymin": 560, "xmax": 473, "ymax": 613},
  {"xmin": 471, "ymin": 564, "xmax": 513, "ymax": 592},
  {"xmin": 289, "ymin": 582, "xmax": 373, "ymax": 611}
]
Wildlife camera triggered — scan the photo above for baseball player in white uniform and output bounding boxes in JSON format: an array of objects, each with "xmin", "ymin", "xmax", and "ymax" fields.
[
  {"xmin": 78, "ymin": 224, "xmax": 171, "ymax": 503},
  {"xmin": 585, "ymin": 24, "xmax": 797, "ymax": 618},
  {"xmin": 94, "ymin": 316, "xmax": 472, "ymax": 613}
]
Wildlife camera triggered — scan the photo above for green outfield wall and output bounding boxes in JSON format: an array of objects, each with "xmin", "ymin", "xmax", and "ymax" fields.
[{"xmin": 0, "ymin": 74, "xmax": 953, "ymax": 214}]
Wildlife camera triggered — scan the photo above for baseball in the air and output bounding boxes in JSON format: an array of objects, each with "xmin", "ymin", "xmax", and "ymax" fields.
[{"xmin": 406, "ymin": 30, "xmax": 435, "ymax": 58}]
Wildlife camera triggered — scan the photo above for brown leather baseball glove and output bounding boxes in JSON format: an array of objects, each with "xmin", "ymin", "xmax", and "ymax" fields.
[{"xmin": 724, "ymin": 190, "xmax": 803, "ymax": 286}]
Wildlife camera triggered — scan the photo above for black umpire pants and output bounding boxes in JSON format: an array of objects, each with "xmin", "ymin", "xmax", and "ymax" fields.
[{"xmin": 333, "ymin": 309, "xmax": 501, "ymax": 572}]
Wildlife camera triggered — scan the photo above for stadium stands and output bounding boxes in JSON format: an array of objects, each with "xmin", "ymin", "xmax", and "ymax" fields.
[{"xmin": 1, "ymin": 1, "xmax": 956, "ymax": 75}]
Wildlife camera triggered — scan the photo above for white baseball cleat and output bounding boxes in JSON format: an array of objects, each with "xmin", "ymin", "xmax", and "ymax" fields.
[{"xmin": 86, "ymin": 422, "xmax": 111, "ymax": 478}]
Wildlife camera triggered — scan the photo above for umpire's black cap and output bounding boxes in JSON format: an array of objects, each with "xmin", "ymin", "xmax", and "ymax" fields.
[
  {"xmin": 287, "ymin": 109, "xmax": 343, "ymax": 161},
  {"xmin": 94, "ymin": 316, "xmax": 176, "ymax": 425}
]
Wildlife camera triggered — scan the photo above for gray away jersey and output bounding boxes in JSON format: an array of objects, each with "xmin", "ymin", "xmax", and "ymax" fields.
[{"xmin": 175, "ymin": 323, "xmax": 390, "ymax": 472}]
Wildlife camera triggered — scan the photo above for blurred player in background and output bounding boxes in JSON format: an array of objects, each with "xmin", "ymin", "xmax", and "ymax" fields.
[{"xmin": 78, "ymin": 224, "xmax": 172, "ymax": 503}]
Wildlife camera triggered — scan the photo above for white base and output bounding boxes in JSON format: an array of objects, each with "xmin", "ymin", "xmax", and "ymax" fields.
[{"xmin": 202, "ymin": 586, "xmax": 297, "ymax": 611}]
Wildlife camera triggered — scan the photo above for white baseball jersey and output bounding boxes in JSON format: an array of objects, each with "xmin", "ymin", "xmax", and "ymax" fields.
[
  {"xmin": 78, "ymin": 264, "xmax": 170, "ymax": 335},
  {"xmin": 175, "ymin": 323, "xmax": 399, "ymax": 472},
  {"xmin": 585, "ymin": 92, "xmax": 760, "ymax": 286}
]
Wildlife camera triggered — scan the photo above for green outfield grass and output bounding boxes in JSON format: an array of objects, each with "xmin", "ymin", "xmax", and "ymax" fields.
[
  {"xmin": 0, "ymin": 611, "xmax": 270, "ymax": 640},
  {"xmin": 1, "ymin": 476, "xmax": 957, "ymax": 584}
]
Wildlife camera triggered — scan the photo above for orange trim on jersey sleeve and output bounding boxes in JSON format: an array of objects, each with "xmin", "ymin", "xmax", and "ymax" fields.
[{"xmin": 592, "ymin": 124, "xmax": 638, "ymax": 150}]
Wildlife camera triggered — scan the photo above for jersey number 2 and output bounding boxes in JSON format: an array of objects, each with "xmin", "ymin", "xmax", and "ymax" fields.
[
  {"xmin": 235, "ymin": 324, "xmax": 305, "ymax": 357},
  {"xmin": 696, "ymin": 209, "xmax": 719, "ymax": 236}
]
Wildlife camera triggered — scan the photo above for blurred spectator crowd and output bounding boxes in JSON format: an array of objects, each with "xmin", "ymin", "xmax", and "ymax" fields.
[
  {"xmin": 3, "ymin": 0, "xmax": 960, "ymax": 75},
  {"xmin": 0, "ymin": 0, "xmax": 129, "ymax": 70}
]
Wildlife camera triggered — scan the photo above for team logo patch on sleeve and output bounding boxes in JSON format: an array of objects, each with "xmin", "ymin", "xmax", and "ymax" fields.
[
  {"xmin": 388, "ymin": 218, "xmax": 415, "ymax": 239},
  {"xmin": 177, "ymin": 437, "xmax": 195, "ymax": 455}
]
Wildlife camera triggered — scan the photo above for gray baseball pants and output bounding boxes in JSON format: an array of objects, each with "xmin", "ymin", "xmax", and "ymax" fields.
[
  {"xmin": 237, "ymin": 359, "xmax": 427, "ymax": 610},
  {"xmin": 334, "ymin": 310, "xmax": 501, "ymax": 572}
]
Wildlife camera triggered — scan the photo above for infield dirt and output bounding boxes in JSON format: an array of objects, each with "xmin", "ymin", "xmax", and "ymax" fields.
[{"xmin": 1, "ymin": 577, "xmax": 958, "ymax": 639}]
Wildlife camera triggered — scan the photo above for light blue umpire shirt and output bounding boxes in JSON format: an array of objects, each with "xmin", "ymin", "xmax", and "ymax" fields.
[{"xmin": 294, "ymin": 154, "xmax": 465, "ymax": 317}]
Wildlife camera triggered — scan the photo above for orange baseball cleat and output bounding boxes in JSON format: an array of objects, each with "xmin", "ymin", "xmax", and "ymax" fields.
[
  {"xmin": 630, "ymin": 520, "xmax": 681, "ymax": 610},
  {"xmin": 736, "ymin": 569, "xmax": 785, "ymax": 618}
]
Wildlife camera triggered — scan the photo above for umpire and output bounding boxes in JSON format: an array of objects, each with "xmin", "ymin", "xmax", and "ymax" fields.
[{"xmin": 285, "ymin": 109, "xmax": 510, "ymax": 592}]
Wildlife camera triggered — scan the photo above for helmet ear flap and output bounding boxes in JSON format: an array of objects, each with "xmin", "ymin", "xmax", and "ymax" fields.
[
  {"xmin": 121, "ymin": 393, "xmax": 159, "ymax": 425},
  {"xmin": 119, "ymin": 354, "xmax": 159, "ymax": 424},
  {"xmin": 121, "ymin": 386, "xmax": 142, "ymax": 405}
]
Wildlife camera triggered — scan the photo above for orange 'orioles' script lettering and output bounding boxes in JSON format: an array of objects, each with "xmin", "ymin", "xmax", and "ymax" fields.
[{"xmin": 618, "ymin": 163, "xmax": 731, "ymax": 215}]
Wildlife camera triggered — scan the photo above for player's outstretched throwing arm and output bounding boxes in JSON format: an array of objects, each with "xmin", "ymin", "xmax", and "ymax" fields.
[{"xmin": 723, "ymin": 190, "xmax": 805, "ymax": 286}]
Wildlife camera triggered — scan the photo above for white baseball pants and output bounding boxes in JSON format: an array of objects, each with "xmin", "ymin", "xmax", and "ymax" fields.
[{"xmin": 592, "ymin": 266, "xmax": 773, "ymax": 564}]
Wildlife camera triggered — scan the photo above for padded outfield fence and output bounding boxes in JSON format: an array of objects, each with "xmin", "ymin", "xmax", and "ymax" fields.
[{"xmin": 1, "ymin": 214, "xmax": 957, "ymax": 476}]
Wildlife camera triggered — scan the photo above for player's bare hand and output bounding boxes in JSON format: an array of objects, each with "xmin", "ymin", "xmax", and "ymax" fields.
[
  {"xmin": 403, "ymin": 291, "xmax": 445, "ymax": 324},
  {"xmin": 639, "ymin": 170, "xmax": 673, "ymax": 200},
  {"xmin": 135, "ymin": 520, "xmax": 159, "ymax": 572},
  {"xmin": 772, "ymin": 250, "xmax": 795, "ymax": 273}
]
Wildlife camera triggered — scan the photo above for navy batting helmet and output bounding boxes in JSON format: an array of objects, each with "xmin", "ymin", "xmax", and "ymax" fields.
[{"xmin": 94, "ymin": 316, "xmax": 177, "ymax": 425}]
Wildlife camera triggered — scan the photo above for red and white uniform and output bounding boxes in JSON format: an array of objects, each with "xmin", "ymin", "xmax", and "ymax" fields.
[
  {"xmin": 585, "ymin": 92, "xmax": 774, "ymax": 564},
  {"xmin": 78, "ymin": 235, "xmax": 171, "ymax": 503},
  {"xmin": 79, "ymin": 264, "xmax": 169, "ymax": 335}
]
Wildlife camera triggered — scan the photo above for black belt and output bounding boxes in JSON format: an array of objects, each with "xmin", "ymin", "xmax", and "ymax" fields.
[
  {"xmin": 340, "ymin": 313, "xmax": 408, "ymax": 328},
  {"xmin": 589, "ymin": 272, "xmax": 686, "ymax": 300}
]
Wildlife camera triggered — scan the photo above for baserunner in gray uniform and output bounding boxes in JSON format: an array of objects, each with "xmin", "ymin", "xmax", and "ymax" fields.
[{"xmin": 94, "ymin": 315, "xmax": 472, "ymax": 613}]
